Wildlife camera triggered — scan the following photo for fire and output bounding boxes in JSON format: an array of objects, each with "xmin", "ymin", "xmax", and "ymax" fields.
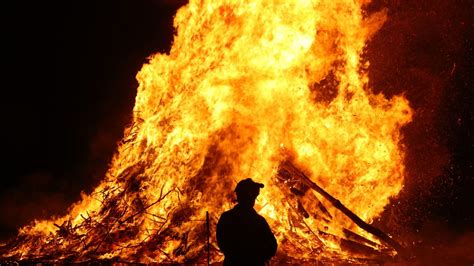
[{"xmin": 2, "ymin": 0, "xmax": 412, "ymax": 263}]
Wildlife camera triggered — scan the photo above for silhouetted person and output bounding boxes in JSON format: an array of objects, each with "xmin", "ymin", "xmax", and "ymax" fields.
[{"xmin": 216, "ymin": 178, "xmax": 277, "ymax": 266}]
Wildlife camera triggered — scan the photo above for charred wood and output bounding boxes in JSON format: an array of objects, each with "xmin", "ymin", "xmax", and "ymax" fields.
[{"xmin": 278, "ymin": 160, "xmax": 405, "ymax": 256}]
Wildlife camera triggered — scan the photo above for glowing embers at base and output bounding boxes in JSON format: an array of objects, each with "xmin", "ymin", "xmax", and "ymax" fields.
[{"xmin": 1, "ymin": 0, "xmax": 412, "ymax": 263}]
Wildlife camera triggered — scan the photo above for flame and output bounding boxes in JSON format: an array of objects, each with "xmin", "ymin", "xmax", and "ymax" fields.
[{"xmin": 3, "ymin": 0, "xmax": 412, "ymax": 263}]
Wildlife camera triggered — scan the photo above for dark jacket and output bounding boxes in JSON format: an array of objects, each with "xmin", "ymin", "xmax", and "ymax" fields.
[{"xmin": 216, "ymin": 204, "xmax": 277, "ymax": 266}]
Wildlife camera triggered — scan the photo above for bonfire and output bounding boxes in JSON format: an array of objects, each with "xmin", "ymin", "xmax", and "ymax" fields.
[{"xmin": 1, "ymin": 0, "xmax": 413, "ymax": 264}]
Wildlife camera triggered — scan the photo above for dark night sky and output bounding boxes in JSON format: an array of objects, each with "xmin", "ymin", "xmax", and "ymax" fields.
[
  {"xmin": 1, "ymin": 0, "xmax": 187, "ymax": 240},
  {"xmin": 1, "ymin": 0, "xmax": 472, "ymax": 249}
]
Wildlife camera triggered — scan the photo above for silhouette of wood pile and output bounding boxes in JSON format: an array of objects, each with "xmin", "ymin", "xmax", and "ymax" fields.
[
  {"xmin": 0, "ymin": 163, "xmax": 217, "ymax": 264},
  {"xmin": 276, "ymin": 160, "xmax": 405, "ymax": 261},
  {"xmin": 0, "ymin": 160, "xmax": 405, "ymax": 264}
]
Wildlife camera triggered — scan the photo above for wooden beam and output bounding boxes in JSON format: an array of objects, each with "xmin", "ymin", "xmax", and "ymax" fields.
[{"xmin": 277, "ymin": 161, "xmax": 405, "ymax": 256}]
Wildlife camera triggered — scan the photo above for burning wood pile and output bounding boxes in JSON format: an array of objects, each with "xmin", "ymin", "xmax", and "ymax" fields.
[
  {"xmin": 275, "ymin": 161, "xmax": 405, "ymax": 259},
  {"xmin": 1, "ymin": 160, "xmax": 404, "ymax": 264},
  {"xmin": 1, "ymin": 0, "xmax": 413, "ymax": 264}
]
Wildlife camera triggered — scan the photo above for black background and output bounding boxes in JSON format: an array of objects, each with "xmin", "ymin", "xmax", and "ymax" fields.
[
  {"xmin": 1, "ymin": 0, "xmax": 186, "ymax": 240},
  {"xmin": 1, "ymin": 0, "xmax": 472, "ymax": 249}
]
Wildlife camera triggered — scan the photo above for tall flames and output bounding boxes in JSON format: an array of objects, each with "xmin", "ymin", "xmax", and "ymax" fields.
[{"xmin": 2, "ymin": 0, "xmax": 412, "ymax": 263}]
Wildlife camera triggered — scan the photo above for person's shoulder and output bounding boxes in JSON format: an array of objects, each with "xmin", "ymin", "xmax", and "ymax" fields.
[
  {"xmin": 255, "ymin": 212, "xmax": 271, "ymax": 225},
  {"xmin": 221, "ymin": 209, "xmax": 232, "ymax": 217},
  {"xmin": 219, "ymin": 208, "xmax": 237, "ymax": 220}
]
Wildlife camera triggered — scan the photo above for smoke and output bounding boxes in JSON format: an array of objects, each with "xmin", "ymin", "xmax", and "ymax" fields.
[
  {"xmin": 366, "ymin": 0, "xmax": 474, "ymax": 251},
  {"xmin": 0, "ymin": 173, "xmax": 71, "ymax": 240},
  {"xmin": 403, "ymin": 220, "xmax": 474, "ymax": 264}
]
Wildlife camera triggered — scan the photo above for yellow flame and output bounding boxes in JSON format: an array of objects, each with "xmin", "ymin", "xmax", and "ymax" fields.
[{"xmin": 5, "ymin": 0, "xmax": 412, "ymax": 263}]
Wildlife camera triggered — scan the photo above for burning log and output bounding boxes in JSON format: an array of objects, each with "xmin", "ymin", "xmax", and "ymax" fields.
[
  {"xmin": 343, "ymin": 228, "xmax": 381, "ymax": 249},
  {"xmin": 277, "ymin": 161, "xmax": 405, "ymax": 256},
  {"xmin": 317, "ymin": 230, "xmax": 389, "ymax": 259}
]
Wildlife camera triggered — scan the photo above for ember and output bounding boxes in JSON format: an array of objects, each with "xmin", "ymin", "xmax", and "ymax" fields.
[{"xmin": 1, "ymin": 0, "xmax": 415, "ymax": 264}]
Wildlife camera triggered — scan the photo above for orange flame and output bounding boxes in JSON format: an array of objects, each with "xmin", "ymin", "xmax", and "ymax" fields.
[{"xmin": 3, "ymin": 0, "xmax": 412, "ymax": 263}]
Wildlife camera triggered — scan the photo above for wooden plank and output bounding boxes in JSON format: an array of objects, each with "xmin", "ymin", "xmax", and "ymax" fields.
[{"xmin": 277, "ymin": 161, "xmax": 405, "ymax": 256}]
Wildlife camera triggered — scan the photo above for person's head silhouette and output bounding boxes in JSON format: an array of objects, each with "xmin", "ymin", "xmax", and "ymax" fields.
[{"xmin": 234, "ymin": 178, "xmax": 264, "ymax": 207}]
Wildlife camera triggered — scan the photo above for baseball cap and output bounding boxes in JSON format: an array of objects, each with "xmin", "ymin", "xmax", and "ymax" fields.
[{"xmin": 234, "ymin": 178, "xmax": 264, "ymax": 193}]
